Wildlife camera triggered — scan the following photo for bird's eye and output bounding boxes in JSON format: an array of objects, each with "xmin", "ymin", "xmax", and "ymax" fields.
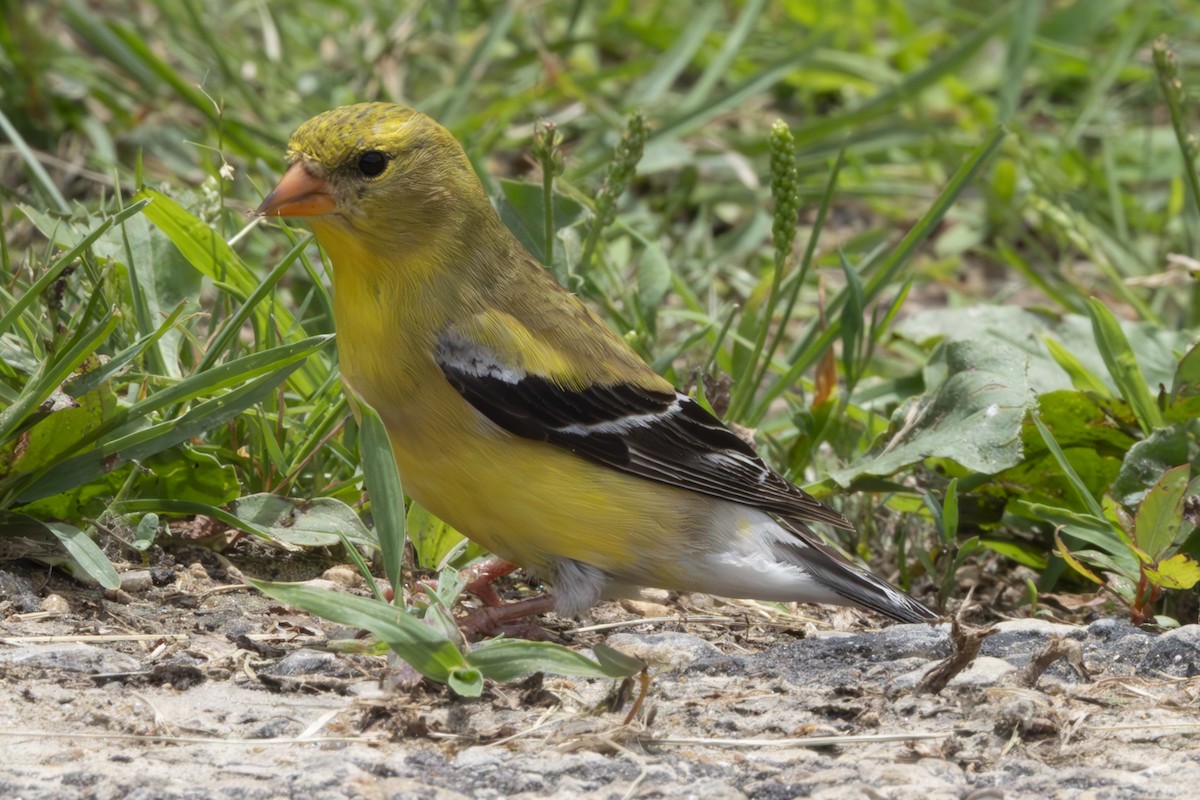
[{"xmin": 356, "ymin": 150, "xmax": 388, "ymax": 178}]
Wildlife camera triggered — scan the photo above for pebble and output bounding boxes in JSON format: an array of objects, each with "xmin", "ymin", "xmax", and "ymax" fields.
[
  {"xmin": 119, "ymin": 569, "xmax": 153, "ymax": 593},
  {"xmin": 267, "ymin": 648, "xmax": 360, "ymax": 678},
  {"xmin": 948, "ymin": 656, "xmax": 1019, "ymax": 688},
  {"xmin": 618, "ymin": 598, "xmax": 674, "ymax": 617},
  {"xmin": 322, "ymin": 564, "xmax": 365, "ymax": 587},
  {"xmin": 40, "ymin": 594, "xmax": 70, "ymax": 614}
]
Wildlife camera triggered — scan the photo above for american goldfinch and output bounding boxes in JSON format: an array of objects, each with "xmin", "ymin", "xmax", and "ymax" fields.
[{"xmin": 257, "ymin": 102, "xmax": 936, "ymax": 628}]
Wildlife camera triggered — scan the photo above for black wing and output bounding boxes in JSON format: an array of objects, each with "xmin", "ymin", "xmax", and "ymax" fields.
[{"xmin": 435, "ymin": 333, "xmax": 850, "ymax": 529}]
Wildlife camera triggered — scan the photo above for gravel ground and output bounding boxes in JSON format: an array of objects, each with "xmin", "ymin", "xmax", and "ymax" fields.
[{"xmin": 1, "ymin": 558, "xmax": 1198, "ymax": 800}]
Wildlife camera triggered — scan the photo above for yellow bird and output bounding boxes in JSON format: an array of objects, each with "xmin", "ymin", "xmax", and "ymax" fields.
[{"xmin": 257, "ymin": 103, "xmax": 936, "ymax": 631}]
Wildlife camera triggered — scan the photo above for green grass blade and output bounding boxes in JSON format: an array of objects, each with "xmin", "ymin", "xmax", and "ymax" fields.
[
  {"xmin": 682, "ymin": 0, "xmax": 767, "ymax": 109},
  {"xmin": 631, "ymin": 3, "xmax": 720, "ymax": 105},
  {"xmin": 1031, "ymin": 413, "xmax": 1112, "ymax": 524},
  {"xmin": 1086, "ymin": 298, "xmax": 1164, "ymax": 435},
  {"xmin": 357, "ymin": 399, "xmax": 407, "ymax": 601},
  {"xmin": 250, "ymin": 580, "xmax": 467, "ymax": 684},
  {"xmin": 0, "ymin": 108, "xmax": 69, "ymax": 213}
]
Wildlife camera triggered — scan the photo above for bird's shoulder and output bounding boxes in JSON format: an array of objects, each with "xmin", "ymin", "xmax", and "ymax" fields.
[{"xmin": 444, "ymin": 258, "xmax": 670, "ymax": 393}]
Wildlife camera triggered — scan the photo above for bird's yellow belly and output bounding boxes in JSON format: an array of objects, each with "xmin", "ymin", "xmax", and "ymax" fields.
[{"xmin": 364, "ymin": 375, "xmax": 695, "ymax": 579}]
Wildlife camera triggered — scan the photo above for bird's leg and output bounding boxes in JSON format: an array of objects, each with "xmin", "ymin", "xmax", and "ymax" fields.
[
  {"xmin": 461, "ymin": 558, "xmax": 519, "ymax": 607},
  {"xmin": 413, "ymin": 557, "xmax": 517, "ymax": 605},
  {"xmin": 420, "ymin": 557, "xmax": 559, "ymax": 638},
  {"xmin": 459, "ymin": 594, "xmax": 558, "ymax": 640}
]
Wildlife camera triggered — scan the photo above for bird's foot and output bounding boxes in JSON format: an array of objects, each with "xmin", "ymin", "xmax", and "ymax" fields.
[
  {"xmin": 413, "ymin": 557, "xmax": 519, "ymax": 606},
  {"xmin": 461, "ymin": 558, "xmax": 519, "ymax": 607},
  {"xmin": 459, "ymin": 594, "xmax": 558, "ymax": 640}
]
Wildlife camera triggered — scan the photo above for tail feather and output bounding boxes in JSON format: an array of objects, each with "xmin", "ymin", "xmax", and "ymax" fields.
[{"xmin": 773, "ymin": 520, "xmax": 938, "ymax": 624}]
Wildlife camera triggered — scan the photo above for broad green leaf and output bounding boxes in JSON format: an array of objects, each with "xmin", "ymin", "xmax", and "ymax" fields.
[
  {"xmin": 229, "ymin": 494, "xmax": 376, "ymax": 549},
  {"xmin": 407, "ymin": 502, "xmax": 484, "ymax": 571},
  {"xmin": 1134, "ymin": 465, "xmax": 1192, "ymax": 561},
  {"xmin": 636, "ymin": 243, "xmax": 672, "ymax": 326},
  {"xmin": 44, "ymin": 521, "xmax": 119, "ymax": 589},
  {"xmin": 593, "ymin": 642, "xmax": 646, "ymax": 675},
  {"xmin": 1059, "ymin": 313, "xmax": 1188, "ymax": 396},
  {"xmin": 1112, "ymin": 425, "xmax": 1188, "ymax": 507},
  {"xmin": 832, "ymin": 339, "xmax": 1031, "ymax": 484},
  {"xmin": 142, "ymin": 447, "xmax": 240, "ymax": 507},
  {"xmin": 1171, "ymin": 340, "xmax": 1200, "ymax": 400},
  {"xmin": 0, "ymin": 511, "xmax": 119, "ymax": 588},
  {"xmin": 467, "ymin": 638, "xmax": 643, "ymax": 682},
  {"xmin": 1022, "ymin": 390, "xmax": 1136, "ymax": 459},
  {"xmin": 1165, "ymin": 395, "xmax": 1200, "ymax": 425},
  {"xmin": 250, "ymin": 581, "xmax": 466, "ymax": 683},
  {"xmin": 13, "ymin": 465, "xmax": 132, "ymax": 521},
  {"xmin": 0, "ymin": 382, "xmax": 117, "ymax": 480},
  {"xmin": 133, "ymin": 513, "xmax": 159, "ymax": 551},
  {"xmin": 448, "ymin": 667, "xmax": 485, "ymax": 697},
  {"xmin": 495, "ymin": 178, "xmax": 586, "ymax": 268},
  {"xmin": 895, "ymin": 308, "xmax": 1193, "ymax": 399}
]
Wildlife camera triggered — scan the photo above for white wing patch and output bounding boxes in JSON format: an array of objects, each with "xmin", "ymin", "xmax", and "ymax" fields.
[
  {"xmin": 560, "ymin": 396, "xmax": 685, "ymax": 436},
  {"xmin": 435, "ymin": 332, "xmax": 527, "ymax": 385}
]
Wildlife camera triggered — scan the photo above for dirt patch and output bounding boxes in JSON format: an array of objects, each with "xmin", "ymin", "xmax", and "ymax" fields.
[{"xmin": 1, "ymin": 557, "xmax": 1198, "ymax": 799}]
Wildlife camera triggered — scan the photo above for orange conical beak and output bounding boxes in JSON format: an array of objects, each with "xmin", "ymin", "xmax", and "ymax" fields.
[{"xmin": 256, "ymin": 161, "xmax": 335, "ymax": 217}]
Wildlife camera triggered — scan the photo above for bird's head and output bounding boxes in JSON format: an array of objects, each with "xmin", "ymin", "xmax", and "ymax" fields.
[{"xmin": 257, "ymin": 102, "xmax": 491, "ymax": 257}]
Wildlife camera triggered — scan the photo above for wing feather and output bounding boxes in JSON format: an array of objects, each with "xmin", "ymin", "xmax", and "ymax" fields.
[{"xmin": 436, "ymin": 330, "xmax": 850, "ymax": 529}]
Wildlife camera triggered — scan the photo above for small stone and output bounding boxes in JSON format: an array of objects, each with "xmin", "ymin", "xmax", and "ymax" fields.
[
  {"xmin": 267, "ymin": 648, "xmax": 358, "ymax": 678},
  {"xmin": 149, "ymin": 565, "xmax": 176, "ymax": 586},
  {"xmin": 322, "ymin": 564, "xmax": 363, "ymax": 588},
  {"xmin": 619, "ymin": 598, "xmax": 674, "ymax": 617},
  {"xmin": 948, "ymin": 656, "xmax": 1017, "ymax": 688},
  {"xmin": 119, "ymin": 569, "xmax": 153, "ymax": 593},
  {"xmin": 40, "ymin": 593, "xmax": 70, "ymax": 614},
  {"xmin": 988, "ymin": 618, "xmax": 1085, "ymax": 639},
  {"xmin": 637, "ymin": 588, "xmax": 672, "ymax": 604}
]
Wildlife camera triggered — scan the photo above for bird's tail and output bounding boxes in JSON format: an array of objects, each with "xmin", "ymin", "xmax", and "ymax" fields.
[{"xmin": 773, "ymin": 520, "xmax": 939, "ymax": 624}]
